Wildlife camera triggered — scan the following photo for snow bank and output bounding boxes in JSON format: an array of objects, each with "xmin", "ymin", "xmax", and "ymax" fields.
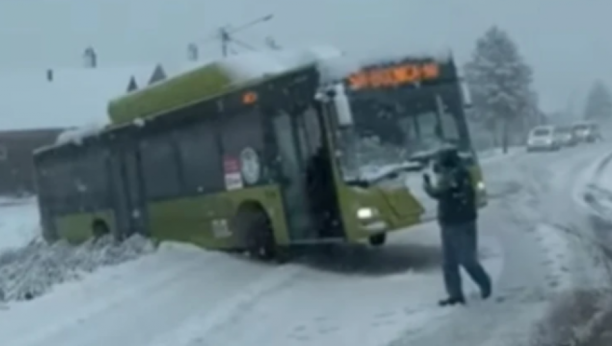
[
  {"xmin": 0, "ymin": 235, "xmax": 155, "ymax": 302},
  {"xmin": 0, "ymin": 197, "xmax": 40, "ymax": 252},
  {"xmin": 533, "ymin": 224, "xmax": 573, "ymax": 292},
  {"xmin": 577, "ymin": 150, "xmax": 612, "ymax": 226},
  {"xmin": 595, "ymin": 153, "xmax": 612, "ymax": 192},
  {"xmin": 531, "ymin": 289, "xmax": 612, "ymax": 346}
]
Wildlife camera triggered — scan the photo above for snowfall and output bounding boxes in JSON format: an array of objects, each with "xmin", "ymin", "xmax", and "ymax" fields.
[{"xmin": 1, "ymin": 143, "xmax": 612, "ymax": 346}]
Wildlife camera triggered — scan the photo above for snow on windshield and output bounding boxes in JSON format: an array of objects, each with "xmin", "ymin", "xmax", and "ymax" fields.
[{"xmin": 336, "ymin": 98, "xmax": 463, "ymax": 183}]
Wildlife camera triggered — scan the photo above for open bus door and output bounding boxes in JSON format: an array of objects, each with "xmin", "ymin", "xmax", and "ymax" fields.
[{"xmin": 269, "ymin": 106, "xmax": 342, "ymax": 244}]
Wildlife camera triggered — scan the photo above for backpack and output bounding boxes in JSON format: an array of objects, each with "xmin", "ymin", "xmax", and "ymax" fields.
[{"xmin": 440, "ymin": 167, "xmax": 477, "ymax": 224}]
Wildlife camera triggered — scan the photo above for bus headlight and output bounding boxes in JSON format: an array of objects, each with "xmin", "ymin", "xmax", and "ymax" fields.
[
  {"xmin": 357, "ymin": 207, "xmax": 378, "ymax": 219},
  {"xmin": 476, "ymin": 181, "xmax": 486, "ymax": 191}
]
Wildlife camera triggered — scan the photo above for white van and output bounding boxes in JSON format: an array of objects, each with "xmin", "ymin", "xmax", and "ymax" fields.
[{"xmin": 526, "ymin": 125, "xmax": 560, "ymax": 151}]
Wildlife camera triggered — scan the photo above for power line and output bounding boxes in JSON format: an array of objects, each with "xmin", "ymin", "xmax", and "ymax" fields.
[{"xmin": 195, "ymin": 14, "xmax": 274, "ymax": 57}]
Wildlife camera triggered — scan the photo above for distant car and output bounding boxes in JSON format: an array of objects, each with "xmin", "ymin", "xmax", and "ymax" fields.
[
  {"xmin": 526, "ymin": 126, "xmax": 560, "ymax": 152},
  {"xmin": 553, "ymin": 126, "xmax": 578, "ymax": 147},
  {"xmin": 572, "ymin": 122, "xmax": 602, "ymax": 143}
]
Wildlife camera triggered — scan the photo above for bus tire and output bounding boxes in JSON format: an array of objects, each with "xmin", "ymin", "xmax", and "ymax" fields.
[
  {"xmin": 369, "ymin": 233, "xmax": 386, "ymax": 247},
  {"xmin": 41, "ymin": 225, "xmax": 59, "ymax": 244},
  {"xmin": 234, "ymin": 205, "xmax": 277, "ymax": 262},
  {"xmin": 92, "ymin": 220, "xmax": 110, "ymax": 239}
]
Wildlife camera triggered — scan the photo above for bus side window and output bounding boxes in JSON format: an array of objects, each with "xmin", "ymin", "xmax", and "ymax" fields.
[
  {"xmin": 53, "ymin": 161, "xmax": 75, "ymax": 212},
  {"xmin": 72, "ymin": 149, "xmax": 110, "ymax": 209},
  {"xmin": 219, "ymin": 111, "xmax": 266, "ymax": 186},
  {"xmin": 140, "ymin": 134, "xmax": 182, "ymax": 199},
  {"xmin": 175, "ymin": 122, "xmax": 224, "ymax": 194},
  {"xmin": 39, "ymin": 163, "xmax": 56, "ymax": 207}
]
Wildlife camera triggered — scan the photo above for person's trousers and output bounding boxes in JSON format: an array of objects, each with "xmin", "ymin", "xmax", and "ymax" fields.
[{"xmin": 440, "ymin": 220, "xmax": 491, "ymax": 299}]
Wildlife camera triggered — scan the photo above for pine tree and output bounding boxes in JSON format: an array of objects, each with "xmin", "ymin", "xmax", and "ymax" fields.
[
  {"xmin": 583, "ymin": 80, "xmax": 612, "ymax": 122},
  {"xmin": 464, "ymin": 26, "xmax": 538, "ymax": 153}
]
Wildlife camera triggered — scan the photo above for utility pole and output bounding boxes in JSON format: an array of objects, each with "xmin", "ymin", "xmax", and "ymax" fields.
[
  {"xmin": 219, "ymin": 27, "xmax": 231, "ymax": 57},
  {"xmin": 198, "ymin": 14, "xmax": 274, "ymax": 57}
]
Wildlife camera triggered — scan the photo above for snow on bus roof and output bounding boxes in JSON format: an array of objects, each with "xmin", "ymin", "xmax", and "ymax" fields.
[
  {"xmin": 213, "ymin": 45, "xmax": 452, "ymax": 86},
  {"xmin": 111, "ymin": 45, "xmax": 346, "ymax": 105},
  {"xmin": 116, "ymin": 44, "xmax": 452, "ymax": 103},
  {"xmin": 200, "ymin": 45, "xmax": 346, "ymax": 84},
  {"xmin": 54, "ymin": 121, "xmax": 106, "ymax": 146},
  {"xmin": 47, "ymin": 46, "xmax": 452, "ymax": 150},
  {"xmin": 316, "ymin": 47, "xmax": 453, "ymax": 83}
]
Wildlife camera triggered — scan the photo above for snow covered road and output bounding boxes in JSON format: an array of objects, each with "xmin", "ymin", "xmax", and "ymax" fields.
[
  {"xmin": 1, "ymin": 144, "xmax": 611, "ymax": 346},
  {"xmin": 395, "ymin": 144, "xmax": 612, "ymax": 346}
]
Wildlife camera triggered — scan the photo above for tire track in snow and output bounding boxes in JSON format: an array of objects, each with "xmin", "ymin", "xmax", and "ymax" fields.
[
  {"xmin": 40, "ymin": 260, "xmax": 299, "ymax": 346},
  {"xmin": 4, "ymin": 243, "xmax": 304, "ymax": 346},
  {"xmin": 147, "ymin": 264, "xmax": 305, "ymax": 346}
]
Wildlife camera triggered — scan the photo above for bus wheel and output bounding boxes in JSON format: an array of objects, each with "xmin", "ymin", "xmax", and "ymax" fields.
[
  {"xmin": 41, "ymin": 225, "xmax": 59, "ymax": 244},
  {"xmin": 369, "ymin": 234, "xmax": 386, "ymax": 247},
  {"xmin": 236, "ymin": 207, "xmax": 277, "ymax": 262},
  {"xmin": 92, "ymin": 220, "xmax": 110, "ymax": 239}
]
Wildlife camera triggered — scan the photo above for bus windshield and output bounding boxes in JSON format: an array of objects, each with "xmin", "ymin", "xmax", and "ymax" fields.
[{"xmin": 332, "ymin": 90, "xmax": 470, "ymax": 184}]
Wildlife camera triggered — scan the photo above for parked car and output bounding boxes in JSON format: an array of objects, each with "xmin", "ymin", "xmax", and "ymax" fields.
[
  {"xmin": 572, "ymin": 122, "xmax": 602, "ymax": 143},
  {"xmin": 526, "ymin": 125, "xmax": 560, "ymax": 151},
  {"xmin": 554, "ymin": 125, "xmax": 578, "ymax": 147}
]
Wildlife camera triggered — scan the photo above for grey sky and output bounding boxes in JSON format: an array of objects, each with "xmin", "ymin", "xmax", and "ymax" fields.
[{"xmin": 0, "ymin": 0, "xmax": 609, "ymax": 113}]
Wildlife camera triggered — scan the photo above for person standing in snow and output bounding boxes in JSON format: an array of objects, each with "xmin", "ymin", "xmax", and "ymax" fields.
[{"xmin": 423, "ymin": 147, "xmax": 492, "ymax": 306}]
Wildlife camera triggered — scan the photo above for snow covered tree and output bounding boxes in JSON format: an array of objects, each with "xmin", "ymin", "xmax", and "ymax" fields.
[
  {"xmin": 464, "ymin": 26, "xmax": 537, "ymax": 153},
  {"xmin": 583, "ymin": 80, "xmax": 612, "ymax": 122}
]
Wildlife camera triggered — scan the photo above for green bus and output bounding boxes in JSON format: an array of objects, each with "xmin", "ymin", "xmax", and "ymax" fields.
[{"xmin": 32, "ymin": 52, "xmax": 486, "ymax": 260}]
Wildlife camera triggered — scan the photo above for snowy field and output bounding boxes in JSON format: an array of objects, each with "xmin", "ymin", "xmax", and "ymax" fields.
[{"xmin": 0, "ymin": 143, "xmax": 611, "ymax": 346}]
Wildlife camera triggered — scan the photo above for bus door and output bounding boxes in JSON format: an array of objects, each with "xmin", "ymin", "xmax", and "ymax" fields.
[
  {"xmin": 109, "ymin": 149, "xmax": 148, "ymax": 238},
  {"xmin": 271, "ymin": 110, "xmax": 317, "ymax": 243}
]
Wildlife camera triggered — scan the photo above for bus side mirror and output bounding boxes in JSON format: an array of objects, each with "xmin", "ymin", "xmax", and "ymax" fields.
[{"xmin": 332, "ymin": 84, "xmax": 354, "ymax": 127}]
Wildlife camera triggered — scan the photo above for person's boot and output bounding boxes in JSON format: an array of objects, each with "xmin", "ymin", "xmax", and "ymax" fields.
[
  {"xmin": 478, "ymin": 274, "xmax": 492, "ymax": 300},
  {"xmin": 438, "ymin": 296, "xmax": 466, "ymax": 306},
  {"xmin": 481, "ymin": 284, "xmax": 492, "ymax": 300}
]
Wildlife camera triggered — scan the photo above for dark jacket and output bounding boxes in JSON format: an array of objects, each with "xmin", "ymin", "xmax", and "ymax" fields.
[{"xmin": 424, "ymin": 163, "xmax": 477, "ymax": 225}]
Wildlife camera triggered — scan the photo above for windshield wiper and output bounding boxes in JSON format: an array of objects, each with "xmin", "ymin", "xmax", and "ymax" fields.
[{"xmin": 361, "ymin": 161, "xmax": 426, "ymax": 185}]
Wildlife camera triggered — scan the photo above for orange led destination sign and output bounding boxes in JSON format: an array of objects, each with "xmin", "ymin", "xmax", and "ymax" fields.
[{"xmin": 347, "ymin": 62, "xmax": 440, "ymax": 90}]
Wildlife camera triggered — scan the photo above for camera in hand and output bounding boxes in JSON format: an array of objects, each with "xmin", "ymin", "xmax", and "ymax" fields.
[{"xmin": 423, "ymin": 173, "xmax": 431, "ymax": 185}]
